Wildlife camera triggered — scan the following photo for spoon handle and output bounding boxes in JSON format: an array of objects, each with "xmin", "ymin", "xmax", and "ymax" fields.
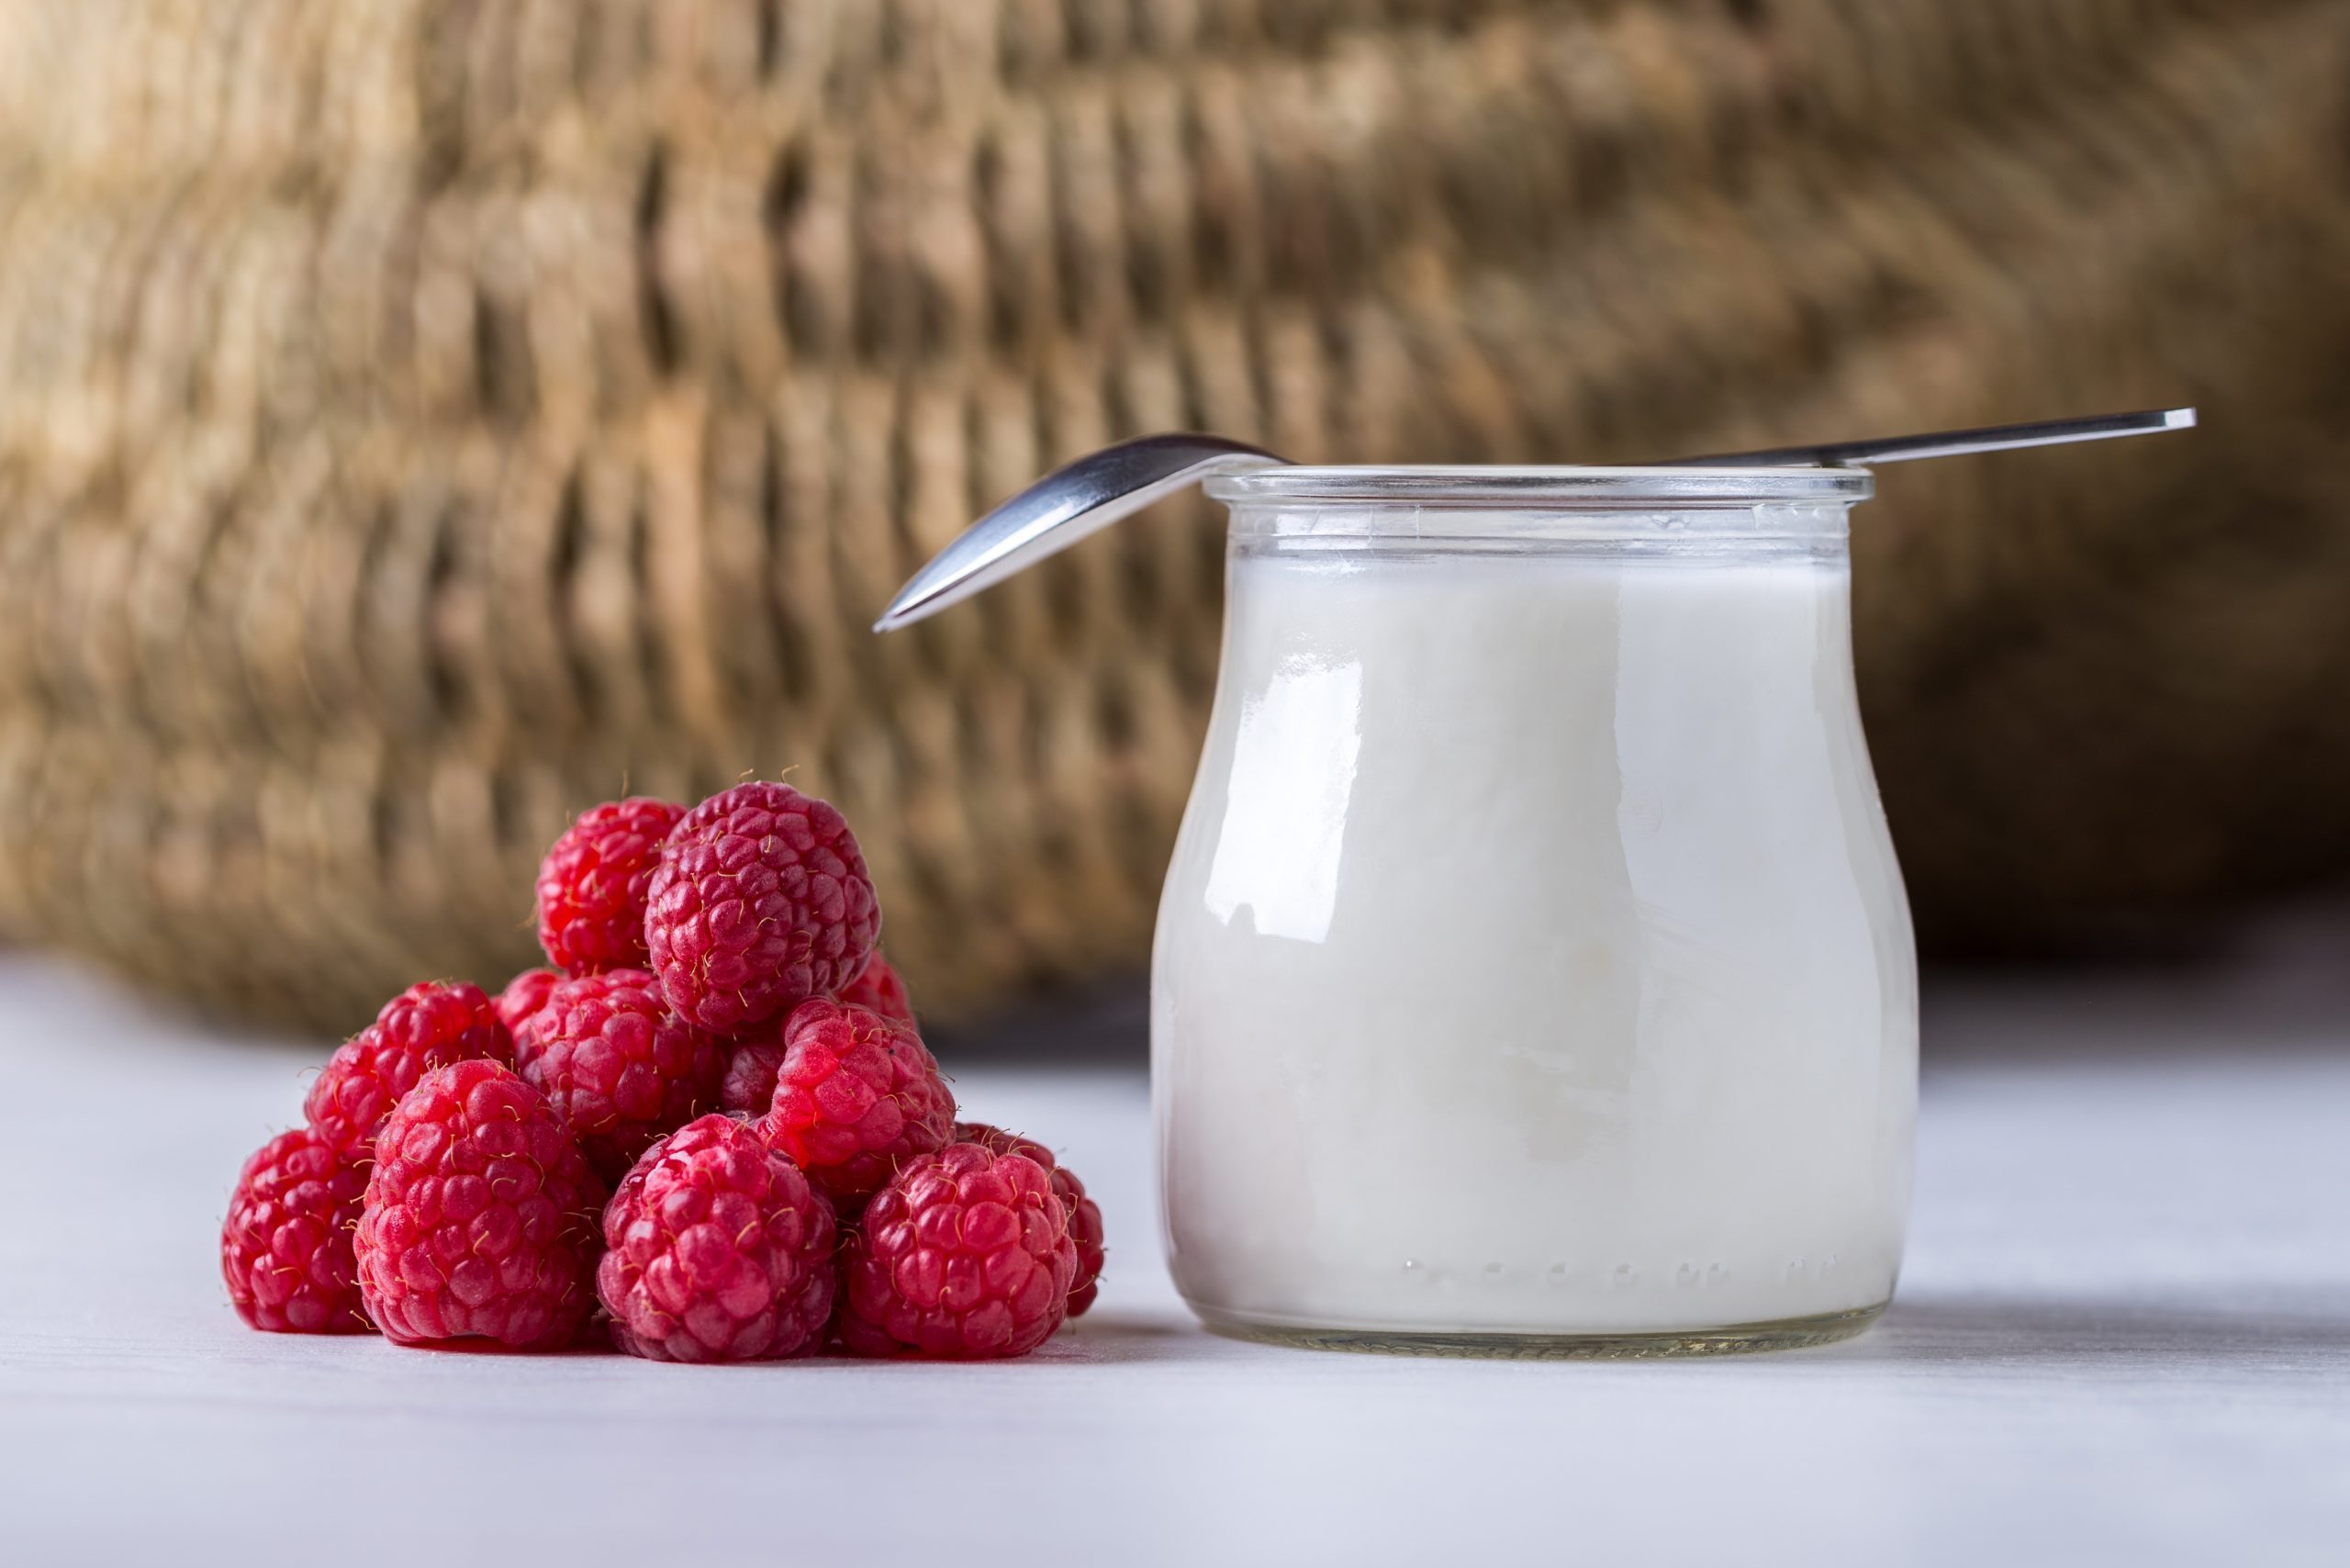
[{"xmin": 1671, "ymin": 407, "xmax": 2196, "ymax": 467}]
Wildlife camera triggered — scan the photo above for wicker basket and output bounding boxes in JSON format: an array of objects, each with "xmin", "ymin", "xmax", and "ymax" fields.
[{"xmin": 2, "ymin": 0, "xmax": 2346, "ymax": 1031}]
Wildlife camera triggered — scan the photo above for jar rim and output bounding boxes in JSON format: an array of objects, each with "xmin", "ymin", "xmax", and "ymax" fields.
[{"xmin": 1203, "ymin": 464, "xmax": 1874, "ymax": 507}]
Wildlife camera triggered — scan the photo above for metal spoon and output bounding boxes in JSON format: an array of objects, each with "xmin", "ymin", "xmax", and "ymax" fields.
[{"xmin": 875, "ymin": 407, "xmax": 2195, "ymax": 632}]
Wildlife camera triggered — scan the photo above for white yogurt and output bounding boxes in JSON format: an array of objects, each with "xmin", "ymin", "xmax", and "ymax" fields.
[{"xmin": 1153, "ymin": 487, "xmax": 1916, "ymax": 1347}]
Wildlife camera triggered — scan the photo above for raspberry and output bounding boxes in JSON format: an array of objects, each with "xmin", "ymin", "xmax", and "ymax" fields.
[
  {"xmin": 835, "ymin": 1142, "xmax": 1078, "ymax": 1359},
  {"xmin": 221, "ymin": 1128, "xmax": 370, "ymax": 1334},
  {"xmin": 354, "ymin": 1059, "xmax": 606, "ymax": 1350},
  {"xmin": 720, "ymin": 1038, "xmax": 787, "ymax": 1117},
  {"xmin": 644, "ymin": 781, "xmax": 879, "ymax": 1034},
  {"xmin": 305, "ymin": 981, "xmax": 512, "ymax": 1156},
  {"xmin": 536, "ymin": 797, "xmax": 684, "ymax": 974},
  {"xmin": 953, "ymin": 1122, "xmax": 1105, "ymax": 1316},
  {"xmin": 596, "ymin": 1114, "xmax": 836, "ymax": 1361},
  {"xmin": 497, "ymin": 968, "xmax": 562, "ymax": 1055},
  {"xmin": 755, "ymin": 1000, "xmax": 954, "ymax": 1203},
  {"xmin": 517, "ymin": 969, "xmax": 726, "ymax": 1183},
  {"xmin": 719, "ymin": 950, "xmax": 914, "ymax": 1116},
  {"xmin": 836, "ymin": 948, "xmax": 915, "ymax": 1025}
]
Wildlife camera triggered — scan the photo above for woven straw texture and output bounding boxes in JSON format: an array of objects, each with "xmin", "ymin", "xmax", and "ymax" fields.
[{"xmin": 1, "ymin": 0, "xmax": 2346, "ymax": 1032}]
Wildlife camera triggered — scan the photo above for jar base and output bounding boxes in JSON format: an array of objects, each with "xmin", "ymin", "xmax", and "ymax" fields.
[{"xmin": 1193, "ymin": 1300, "xmax": 1888, "ymax": 1360}]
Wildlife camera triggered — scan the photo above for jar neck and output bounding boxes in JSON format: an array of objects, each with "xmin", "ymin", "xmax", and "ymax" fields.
[{"xmin": 1223, "ymin": 501, "xmax": 1855, "ymax": 564}]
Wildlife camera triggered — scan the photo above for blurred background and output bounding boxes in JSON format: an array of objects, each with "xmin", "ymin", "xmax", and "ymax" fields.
[{"xmin": 0, "ymin": 0, "xmax": 2344, "ymax": 1036}]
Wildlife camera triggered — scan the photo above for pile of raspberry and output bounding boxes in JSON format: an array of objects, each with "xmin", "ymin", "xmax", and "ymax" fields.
[{"xmin": 221, "ymin": 781, "xmax": 1103, "ymax": 1361}]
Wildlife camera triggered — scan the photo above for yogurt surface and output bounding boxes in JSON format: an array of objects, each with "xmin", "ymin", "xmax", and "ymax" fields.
[{"xmin": 1153, "ymin": 535, "xmax": 1916, "ymax": 1338}]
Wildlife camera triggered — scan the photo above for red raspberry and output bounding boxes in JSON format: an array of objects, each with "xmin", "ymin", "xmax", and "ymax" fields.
[
  {"xmin": 305, "ymin": 981, "xmax": 512, "ymax": 1156},
  {"xmin": 536, "ymin": 797, "xmax": 684, "ymax": 974},
  {"xmin": 835, "ymin": 1142, "xmax": 1078, "ymax": 1359},
  {"xmin": 720, "ymin": 1038, "xmax": 786, "ymax": 1117},
  {"xmin": 354, "ymin": 1059, "xmax": 606, "ymax": 1350},
  {"xmin": 497, "ymin": 968, "xmax": 562, "ymax": 1055},
  {"xmin": 719, "ymin": 950, "xmax": 913, "ymax": 1115},
  {"xmin": 953, "ymin": 1122, "xmax": 1105, "ymax": 1316},
  {"xmin": 596, "ymin": 1114, "xmax": 837, "ymax": 1361},
  {"xmin": 836, "ymin": 948, "xmax": 915, "ymax": 1025},
  {"xmin": 756, "ymin": 1000, "xmax": 954, "ymax": 1203},
  {"xmin": 517, "ymin": 969, "xmax": 726, "ymax": 1183},
  {"xmin": 644, "ymin": 782, "xmax": 879, "ymax": 1034},
  {"xmin": 220, "ymin": 1128, "xmax": 370, "ymax": 1334}
]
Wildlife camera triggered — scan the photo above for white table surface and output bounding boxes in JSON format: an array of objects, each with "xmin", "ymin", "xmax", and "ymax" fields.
[{"xmin": 3, "ymin": 943, "xmax": 2345, "ymax": 1567}]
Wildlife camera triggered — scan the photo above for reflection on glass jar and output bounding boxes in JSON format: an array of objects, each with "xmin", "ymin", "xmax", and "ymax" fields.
[{"xmin": 1152, "ymin": 465, "xmax": 1917, "ymax": 1355}]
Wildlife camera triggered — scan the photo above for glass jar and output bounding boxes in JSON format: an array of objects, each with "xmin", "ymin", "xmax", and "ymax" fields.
[{"xmin": 1151, "ymin": 466, "xmax": 1917, "ymax": 1356}]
